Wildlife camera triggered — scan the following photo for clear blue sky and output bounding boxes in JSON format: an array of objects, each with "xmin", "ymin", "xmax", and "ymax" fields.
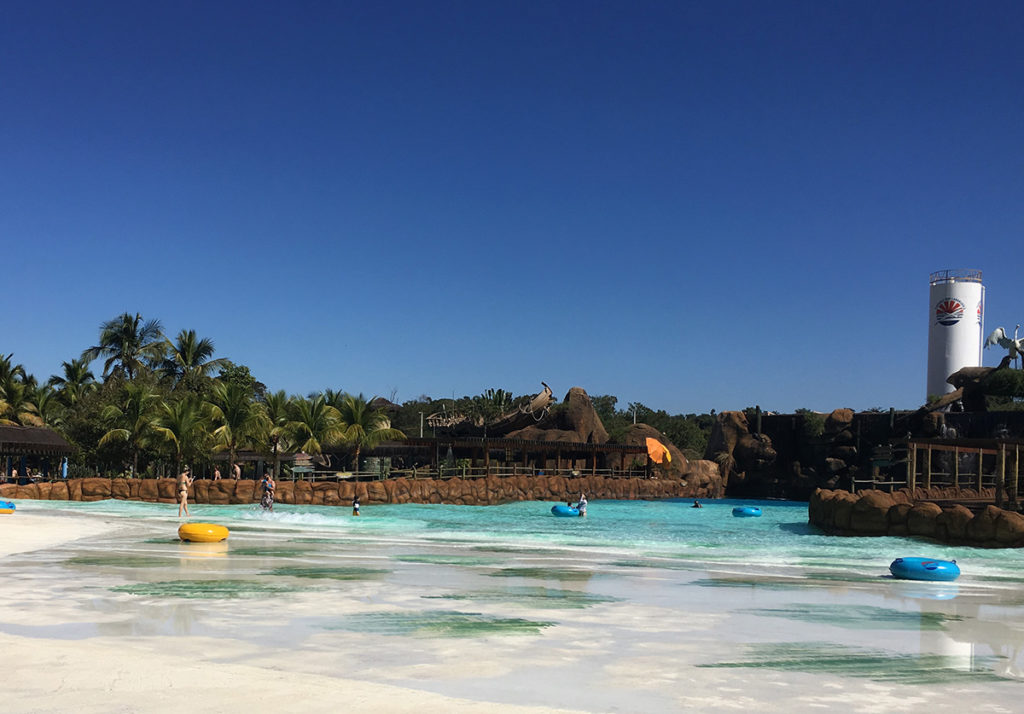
[{"xmin": 2, "ymin": 1, "xmax": 1022, "ymax": 414}]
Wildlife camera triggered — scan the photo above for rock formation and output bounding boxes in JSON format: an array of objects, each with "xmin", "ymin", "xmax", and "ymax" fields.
[
  {"xmin": 704, "ymin": 411, "xmax": 776, "ymax": 494},
  {"xmin": 809, "ymin": 487, "xmax": 1024, "ymax": 547}
]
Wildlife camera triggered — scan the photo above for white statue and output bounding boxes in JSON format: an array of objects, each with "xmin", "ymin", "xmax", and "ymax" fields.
[{"xmin": 985, "ymin": 325, "xmax": 1023, "ymax": 366}]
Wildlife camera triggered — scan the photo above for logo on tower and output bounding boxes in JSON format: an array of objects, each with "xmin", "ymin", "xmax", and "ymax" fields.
[{"xmin": 935, "ymin": 298, "xmax": 964, "ymax": 326}]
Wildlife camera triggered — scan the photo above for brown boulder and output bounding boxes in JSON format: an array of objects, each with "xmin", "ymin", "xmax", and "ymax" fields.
[
  {"xmin": 887, "ymin": 503, "xmax": 912, "ymax": 525},
  {"xmin": 623, "ymin": 423, "xmax": 689, "ymax": 479},
  {"xmin": 272, "ymin": 482, "xmax": 291, "ymax": 504},
  {"xmin": 967, "ymin": 506, "xmax": 1002, "ymax": 543},
  {"xmin": 366, "ymin": 481, "xmax": 387, "ymax": 503},
  {"xmin": 111, "ymin": 479, "xmax": 131, "ymax": 499},
  {"xmin": 824, "ymin": 409, "xmax": 854, "ymax": 434},
  {"xmin": 292, "ymin": 481, "xmax": 313, "ymax": 505},
  {"xmin": 49, "ymin": 481, "xmax": 69, "ymax": 500},
  {"xmin": 137, "ymin": 479, "xmax": 158, "ymax": 501},
  {"xmin": 907, "ymin": 502, "xmax": 943, "ymax": 537},
  {"xmin": 16, "ymin": 483, "xmax": 41, "ymax": 499},
  {"xmin": 850, "ymin": 490, "xmax": 894, "ymax": 535},
  {"xmin": 994, "ymin": 510, "xmax": 1024, "ymax": 546},
  {"xmin": 937, "ymin": 506, "xmax": 973, "ymax": 540},
  {"xmin": 832, "ymin": 491, "xmax": 858, "ymax": 531},
  {"xmin": 81, "ymin": 478, "xmax": 112, "ymax": 499},
  {"xmin": 562, "ymin": 387, "xmax": 609, "ymax": 444},
  {"xmin": 207, "ymin": 480, "xmax": 233, "ymax": 504},
  {"xmin": 156, "ymin": 479, "xmax": 177, "ymax": 500},
  {"xmin": 191, "ymin": 480, "xmax": 209, "ymax": 503}
]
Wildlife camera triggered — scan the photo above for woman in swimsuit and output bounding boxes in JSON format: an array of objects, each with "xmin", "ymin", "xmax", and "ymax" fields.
[{"xmin": 177, "ymin": 466, "xmax": 194, "ymax": 517}]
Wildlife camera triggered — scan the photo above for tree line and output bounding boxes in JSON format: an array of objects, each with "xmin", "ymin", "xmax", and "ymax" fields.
[{"xmin": 1, "ymin": 312, "xmax": 719, "ymax": 477}]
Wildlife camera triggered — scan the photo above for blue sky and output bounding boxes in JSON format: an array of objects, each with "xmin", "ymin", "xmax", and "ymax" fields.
[{"xmin": 2, "ymin": 0, "xmax": 1022, "ymax": 415}]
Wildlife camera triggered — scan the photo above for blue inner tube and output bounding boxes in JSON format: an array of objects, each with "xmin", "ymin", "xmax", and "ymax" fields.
[
  {"xmin": 551, "ymin": 504, "xmax": 580, "ymax": 517},
  {"xmin": 889, "ymin": 557, "xmax": 960, "ymax": 582},
  {"xmin": 0, "ymin": 500, "xmax": 15, "ymax": 512},
  {"xmin": 732, "ymin": 506, "xmax": 762, "ymax": 517}
]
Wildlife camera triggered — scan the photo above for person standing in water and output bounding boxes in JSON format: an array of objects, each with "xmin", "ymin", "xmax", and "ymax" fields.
[
  {"xmin": 352, "ymin": 495, "xmax": 360, "ymax": 516},
  {"xmin": 577, "ymin": 493, "xmax": 588, "ymax": 517},
  {"xmin": 260, "ymin": 470, "xmax": 276, "ymax": 510},
  {"xmin": 177, "ymin": 466, "xmax": 194, "ymax": 517}
]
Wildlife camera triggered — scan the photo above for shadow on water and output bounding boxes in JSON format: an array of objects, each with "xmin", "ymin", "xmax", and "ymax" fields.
[
  {"xmin": 699, "ymin": 642, "xmax": 1011, "ymax": 684},
  {"xmin": 323, "ymin": 610, "xmax": 554, "ymax": 637}
]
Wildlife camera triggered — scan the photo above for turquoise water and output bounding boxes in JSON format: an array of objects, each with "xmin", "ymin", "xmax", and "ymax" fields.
[
  {"xmin": 21, "ymin": 496, "xmax": 1024, "ymax": 579},
  {"xmin": 8, "ymin": 497, "xmax": 1024, "ymax": 710}
]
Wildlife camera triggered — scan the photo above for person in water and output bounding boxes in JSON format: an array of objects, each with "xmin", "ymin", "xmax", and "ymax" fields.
[
  {"xmin": 577, "ymin": 493, "xmax": 588, "ymax": 517},
  {"xmin": 352, "ymin": 495, "xmax": 360, "ymax": 516},
  {"xmin": 260, "ymin": 470, "xmax": 276, "ymax": 510},
  {"xmin": 177, "ymin": 466, "xmax": 194, "ymax": 517},
  {"xmin": 692, "ymin": 499, "xmax": 703, "ymax": 508}
]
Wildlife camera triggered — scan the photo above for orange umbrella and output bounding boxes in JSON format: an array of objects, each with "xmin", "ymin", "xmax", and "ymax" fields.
[{"xmin": 645, "ymin": 437, "xmax": 671, "ymax": 464}]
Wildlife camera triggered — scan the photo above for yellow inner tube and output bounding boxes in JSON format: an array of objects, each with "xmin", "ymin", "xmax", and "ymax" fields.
[{"xmin": 178, "ymin": 522, "xmax": 229, "ymax": 543}]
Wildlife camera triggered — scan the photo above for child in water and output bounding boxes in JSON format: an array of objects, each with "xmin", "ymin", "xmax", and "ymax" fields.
[{"xmin": 352, "ymin": 496, "xmax": 360, "ymax": 516}]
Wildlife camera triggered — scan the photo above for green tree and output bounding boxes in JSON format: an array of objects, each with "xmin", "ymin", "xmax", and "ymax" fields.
[
  {"xmin": 259, "ymin": 389, "xmax": 296, "ymax": 474},
  {"xmin": 99, "ymin": 382, "xmax": 161, "ymax": 476},
  {"xmin": 160, "ymin": 329, "xmax": 229, "ymax": 392},
  {"xmin": 207, "ymin": 381, "xmax": 267, "ymax": 474},
  {"xmin": 336, "ymin": 394, "xmax": 406, "ymax": 470},
  {"xmin": 48, "ymin": 357, "xmax": 97, "ymax": 406},
  {"xmin": 83, "ymin": 312, "xmax": 165, "ymax": 380},
  {"xmin": 287, "ymin": 394, "xmax": 344, "ymax": 456},
  {"xmin": 152, "ymin": 395, "xmax": 209, "ymax": 475}
]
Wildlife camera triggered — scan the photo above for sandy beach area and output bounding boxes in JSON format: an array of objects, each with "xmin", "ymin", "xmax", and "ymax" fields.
[
  {"xmin": 2, "ymin": 500, "xmax": 1022, "ymax": 713},
  {"xmin": 1, "ymin": 510, "xmax": 576, "ymax": 713}
]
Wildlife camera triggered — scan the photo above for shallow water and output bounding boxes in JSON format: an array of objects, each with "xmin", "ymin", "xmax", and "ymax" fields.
[{"xmin": 7, "ymin": 497, "xmax": 1024, "ymax": 711}]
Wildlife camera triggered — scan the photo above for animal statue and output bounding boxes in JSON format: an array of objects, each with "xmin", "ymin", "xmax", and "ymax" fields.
[
  {"xmin": 985, "ymin": 325, "xmax": 1024, "ymax": 365},
  {"xmin": 523, "ymin": 382, "xmax": 554, "ymax": 418}
]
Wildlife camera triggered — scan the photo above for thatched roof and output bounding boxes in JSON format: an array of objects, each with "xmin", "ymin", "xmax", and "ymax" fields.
[{"xmin": 0, "ymin": 425, "xmax": 75, "ymax": 456}]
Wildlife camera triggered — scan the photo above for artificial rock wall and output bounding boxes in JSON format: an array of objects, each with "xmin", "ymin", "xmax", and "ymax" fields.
[
  {"xmin": 0, "ymin": 460, "xmax": 722, "ymax": 507},
  {"xmin": 808, "ymin": 487, "xmax": 1024, "ymax": 548}
]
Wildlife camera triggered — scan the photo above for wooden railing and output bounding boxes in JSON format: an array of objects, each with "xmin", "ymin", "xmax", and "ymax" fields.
[{"xmin": 289, "ymin": 465, "xmax": 652, "ymax": 482}]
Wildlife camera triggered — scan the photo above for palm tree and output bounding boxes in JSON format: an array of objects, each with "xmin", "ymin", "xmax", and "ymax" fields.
[
  {"xmin": 30, "ymin": 384, "xmax": 62, "ymax": 428},
  {"xmin": 0, "ymin": 354, "xmax": 37, "ymax": 425},
  {"xmin": 336, "ymin": 394, "xmax": 406, "ymax": 471},
  {"xmin": 48, "ymin": 357, "xmax": 97, "ymax": 406},
  {"xmin": 153, "ymin": 395, "xmax": 209, "ymax": 475},
  {"xmin": 83, "ymin": 312, "xmax": 165, "ymax": 380},
  {"xmin": 287, "ymin": 394, "xmax": 344, "ymax": 455},
  {"xmin": 0, "ymin": 380, "xmax": 41, "ymax": 426},
  {"xmin": 160, "ymin": 329, "xmax": 229, "ymax": 391},
  {"xmin": 99, "ymin": 382, "xmax": 160, "ymax": 476},
  {"xmin": 207, "ymin": 381, "xmax": 267, "ymax": 474},
  {"xmin": 261, "ymin": 389, "xmax": 296, "ymax": 475}
]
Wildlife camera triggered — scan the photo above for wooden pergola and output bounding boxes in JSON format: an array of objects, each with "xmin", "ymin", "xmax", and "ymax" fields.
[
  {"xmin": 0, "ymin": 425, "xmax": 75, "ymax": 481},
  {"xmin": 344, "ymin": 436, "xmax": 649, "ymax": 476}
]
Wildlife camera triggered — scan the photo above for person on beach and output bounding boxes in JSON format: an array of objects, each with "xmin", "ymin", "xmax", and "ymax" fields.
[
  {"xmin": 177, "ymin": 466, "xmax": 194, "ymax": 517},
  {"xmin": 232, "ymin": 462, "xmax": 241, "ymax": 480},
  {"xmin": 352, "ymin": 495, "xmax": 360, "ymax": 516},
  {"xmin": 213, "ymin": 466, "xmax": 221, "ymax": 481},
  {"xmin": 577, "ymin": 493, "xmax": 588, "ymax": 517},
  {"xmin": 260, "ymin": 471, "xmax": 275, "ymax": 510}
]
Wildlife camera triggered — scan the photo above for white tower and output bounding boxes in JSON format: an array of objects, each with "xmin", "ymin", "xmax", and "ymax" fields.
[{"xmin": 926, "ymin": 269, "xmax": 984, "ymax": 400}]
